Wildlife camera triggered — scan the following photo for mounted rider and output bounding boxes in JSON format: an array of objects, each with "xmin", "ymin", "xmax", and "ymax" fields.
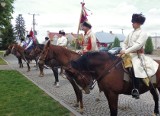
[
  {"xmin": 81, "ymin": 21, "xmax": 99, "ymax": 53},
  {"xmin": 25, "ymin": 34, "xmax": 35, "ymax": 53},
  {"xmin": 81, "ymin": 21, "xmax": 99, "ymax": 89},
  {"xmin": 120, "ymin": 13, "xmax": 159, "ymax": 99},
  {"xmin": 57, "ymin": 30, "xmax": 67, "ymax": 47}
]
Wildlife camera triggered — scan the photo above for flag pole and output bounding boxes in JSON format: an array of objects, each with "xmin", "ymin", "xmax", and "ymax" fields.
[{"xmin": 75, "ymin": 1, "xmax": 84, "ymax": 51}]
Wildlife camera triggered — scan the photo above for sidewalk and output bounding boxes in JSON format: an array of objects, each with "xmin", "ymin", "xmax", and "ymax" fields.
[{"xmin": 1, "ymin": 54, "xmax": 160, "ymax": 116}]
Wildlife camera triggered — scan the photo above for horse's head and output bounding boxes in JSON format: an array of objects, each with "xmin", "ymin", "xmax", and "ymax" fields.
[
  {"xmin": 11, "ymin": 44, "xmax": 18, "ymax": 55},
  {"xmin": 69, "ymin": 52, "xmax": 118, "ymax": 93},
  {"xmin": 11, "ymin": 44, "xmax": 25, "ymax": 58},
  {"xmin": 66, "ymin": 67, "xmax": 93, "ymax": 94},
  {"xmin": 29, "ymin": 45, "xmax": 42, "ymax": 58},
  {"xmin": 4, "ymin": 44, "xmax": 14, "ymax": 57},
  {"xmin": 38, "ymin": 41, "xmax": 51, "ymax": 64}
]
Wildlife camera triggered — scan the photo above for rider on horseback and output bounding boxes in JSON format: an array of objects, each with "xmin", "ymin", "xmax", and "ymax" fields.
[
  {"xmin": 57, "ymin": 30, "xmax": 67, "ymax": 47},
  {"xmin": 81, "ymin": 21, "xmax": 99, "ymax": 90},
  {"xmin": 25, "ymin": 34, "xmax": 34, "ymax": 53},
  {"xmin": 81, "ymin": 21, "xmax": 99, "ymax": 53},
  {"xmin": 120, "ymin": 13, "xmax": 159, "ymax": 99}
]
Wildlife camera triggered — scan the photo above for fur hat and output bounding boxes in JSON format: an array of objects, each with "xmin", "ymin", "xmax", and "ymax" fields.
[
  {"xmin": 131, "ymin": 13, "xmax": 146, "ymax": 24},
  {"xmin": 82, "ymin": 21, "xmax": 92, "ymax": 29},
  {"xmin": 59, "ymin": 30, "xmax": 65, "ymax": 35}
]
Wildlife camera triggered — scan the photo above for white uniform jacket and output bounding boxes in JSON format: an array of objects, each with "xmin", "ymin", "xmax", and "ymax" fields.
[
  {"xmin": 57, "ymin": 36, "xmax": 67, "ymax": 47},
  {"xmin": 122, "ymin": 28, "xmax": 159, "ymax": 78}
]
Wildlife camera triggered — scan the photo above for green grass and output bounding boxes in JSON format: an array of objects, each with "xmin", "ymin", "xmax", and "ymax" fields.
[
  {"xmin": 0, "ymin": 51, "xmax": 7, "ymax": 65},
  {"xmin": 0, "ymin": 57, "xmax": 7, "ymax": 65},
  {"xmin": 0, "ymin": 70, "xmax": 70, "ymax": 116},
  {"xmin": 0, "ymin": 51, "xmax": 4, "ymax": 55}
]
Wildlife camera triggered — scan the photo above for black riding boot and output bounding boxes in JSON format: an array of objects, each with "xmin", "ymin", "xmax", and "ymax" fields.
[
  {"xmin": 129, "ymin": 68, "xmax": 140, "ymax": 99},
  {"xmin": 132, "ymin": 77, "xmax": 140, "ymax": 99}
]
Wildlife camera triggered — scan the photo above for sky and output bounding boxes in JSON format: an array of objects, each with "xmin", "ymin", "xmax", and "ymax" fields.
[{"xmin": 12, "ymin": 0, "xmax": 160, "ymax": 43}]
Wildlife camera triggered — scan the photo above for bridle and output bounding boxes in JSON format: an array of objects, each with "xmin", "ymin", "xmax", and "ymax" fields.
[
  {"xmin": 96, "ymin": 56, "xmax": 122, "ymax": 83},
  {"xmin": 40, "ymin": 46, "xmax": 50, "ymax": 61}
]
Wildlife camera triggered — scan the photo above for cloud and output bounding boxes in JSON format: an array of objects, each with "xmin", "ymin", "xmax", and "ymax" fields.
[{"xmin": 12, "ymin": 0, "xmax": 160, "ymax": 42}]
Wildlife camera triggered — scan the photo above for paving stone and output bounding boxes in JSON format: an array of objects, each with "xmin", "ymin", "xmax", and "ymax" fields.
[{"xmin": 2, "ymin": 54, "xmax": 160, "ymax": 116}]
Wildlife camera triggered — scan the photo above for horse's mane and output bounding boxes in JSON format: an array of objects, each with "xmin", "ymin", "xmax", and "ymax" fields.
[
  {"xmin": 71, "ymin": 52, "xmax": 117, "ymax": 71},
  {"xmin": 49, "ymin": 44, "xmax": 80, "ymax": 57},
  {"xmin": 36, "ymin": 44, "xmax": 44, "ymax": 50}
]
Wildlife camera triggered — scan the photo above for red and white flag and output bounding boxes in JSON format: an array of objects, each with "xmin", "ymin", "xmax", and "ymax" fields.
[
  {"xmin": 29, "ymin": 29, "xmax": 39, "ymax": 44},
  {"xmin": 79, "ymin": 2, "xmax": 92, "ymax": 30}
]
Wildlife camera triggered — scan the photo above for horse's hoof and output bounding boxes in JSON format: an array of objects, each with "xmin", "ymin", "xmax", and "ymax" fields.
[
  {"xmin": 153, "ymin": 113, "xmax": 160, "ymax": 116},
  {"xmin": 79, "ymin": 108, "xmax": 84, "ymax": 114},
  {"xmin": 73, "ymin": 103, "xmax": 79, "ymax": 107},
  {"xmin": 95, "ymin": 98, "xmax": 100, "ymax": 102},
  {"xmin": 39, "ymin": 74, "xmax": 44, "ymax": 77}
]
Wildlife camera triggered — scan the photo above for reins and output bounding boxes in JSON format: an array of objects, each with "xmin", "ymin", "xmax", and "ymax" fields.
[{"xmin": 96, "ymin": 55, "xmax": 123, "ymax": 83}]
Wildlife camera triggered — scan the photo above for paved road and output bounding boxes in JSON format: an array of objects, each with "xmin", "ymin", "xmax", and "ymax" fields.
[{"xmin": 1, "ymin": 54, "xmax": 160, "ymax": 116}]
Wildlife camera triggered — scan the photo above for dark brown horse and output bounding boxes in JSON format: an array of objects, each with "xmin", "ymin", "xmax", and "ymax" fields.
[
  {"xmin": 38, "ymin": 40, "xmax": 92, "ymax": 113},
  {"xmin": 70, "ymin": 52, "xmax": 160, "ymax": 116},
  {"xmin": 4, "ymin": 43, "xmax": 23, "ymax": 68},
  {"xmin": 11, "ymin": 44, "xmax": 39, "ymax": 72}
]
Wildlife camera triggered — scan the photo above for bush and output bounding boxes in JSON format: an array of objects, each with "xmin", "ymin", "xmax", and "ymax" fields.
[
  {"xmin": 145, "ymin": 36, "xmax": 153, "ymax": 54},
  {"xmin": 113, "ymin": 37, "xmax": 120, "ymax": 47}
]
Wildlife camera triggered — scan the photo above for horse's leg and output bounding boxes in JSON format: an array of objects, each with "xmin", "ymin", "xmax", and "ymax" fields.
[
  {"xmin": 35, "ymin": 58, "xmax": 38, "ymax": 70},
  {"xmin": 96, "ymin": 89, "xmax": 102, "ymax": 102},
  {"xmin": 66, "ymin": 75, "xmax": 83, "ymax": 113},
  {"xmin": 26, "ymin": 61, "xmax": 30, "ymax": 72},
  {"xmin": 59, "ymin": 67, "xmax": 63, "ymax": 75},
  {"xmin": 104, "ymin": 91, "xmax": 118, "ymax": 116},
  {"xmin": 38, "ymin": 61, "xmax": 44, "ymax": 77},
  {"xmin": 52, "ymin": 68, "xmax": 59, "ymax": 87},
  {"xmin": 151, "ymin": 87, "xmax": 160, "ymax": 115},
  {"xmin": 18, "ymin": 58, "xmax": 21, "ymax": 68}
]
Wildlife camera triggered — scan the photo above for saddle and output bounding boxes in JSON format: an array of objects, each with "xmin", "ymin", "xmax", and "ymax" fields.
[{"xmin": 122, "ymin": 54, "xmax": 151, "ymax": 87}]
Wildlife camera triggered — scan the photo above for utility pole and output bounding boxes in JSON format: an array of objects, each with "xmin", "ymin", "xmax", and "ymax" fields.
[
  {"xmin": 121, "ymin": 28, "xmax": 124, "ymax": 35},
  {"xmin": 28, "ymin": 13, "xmax": 39, "ymax": 35},
  {"xmin": 155, "ymin": 33, "xmax": 157, "ymax": 49}
]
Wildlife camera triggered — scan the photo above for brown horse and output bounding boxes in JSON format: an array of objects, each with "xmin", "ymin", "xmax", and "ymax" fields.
[
  {"xmin": 70, "ymin": 52, "xmax": 160, "ymax": 116},
  {"xmin": 4, "ymin": 43, "xmax": 23, "ymax": 68},
  {"xmin": 11, "ymin": 44, "xmax": 39, "ymax": 72},
  {"xmin": 29, "ymin": 44, "xmax": 44, "ymax": 59},
  {"xmin": 38, "ymin": 40, "xmax": 92, "ymax": 113}
]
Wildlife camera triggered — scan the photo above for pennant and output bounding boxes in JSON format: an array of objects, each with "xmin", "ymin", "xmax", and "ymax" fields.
[
  {"xmin": 29, "ymin": 29, "xmax": 39, "ymax": 44},
  {"xmin": 79, "ymin": 2, "xmax": 92, "ymax": 30}
]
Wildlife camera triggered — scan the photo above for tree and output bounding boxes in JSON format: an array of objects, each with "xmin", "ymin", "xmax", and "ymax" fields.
[
  {"xmin": 1, "ymin": 24, "xmax": 15, "ymax": 49},
  {"xmin": 15, "ymin": 14, "xmax": 26, "ymax": 40},
  {"xmin": 0, "ymin": 0, "xmax": 15, "ymax": 30},
  {"xmin": 0, "ymin": 0, "xmax": 15, "ymax": 49},
  {"xmin": 145, "ymin": 36, "xmax": 154, "ymax": 54},
  {"xmin": 113, "ymin": 37, "xmax": 120, "ymax": 47}
]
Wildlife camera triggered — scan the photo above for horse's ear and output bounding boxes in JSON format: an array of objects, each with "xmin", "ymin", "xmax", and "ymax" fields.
[{"xmin": 46, "ymin": 40, "xmax": 50, "ymax": 47}]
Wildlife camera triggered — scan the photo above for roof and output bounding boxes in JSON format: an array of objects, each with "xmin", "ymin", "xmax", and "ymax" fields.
[
  {"xmin": 95, "ymin": 31, "xmax": 125, "ymax": 43},
  {"xmin": 48, "ymin": 31, "xmax": 84, "ymax": 42}
]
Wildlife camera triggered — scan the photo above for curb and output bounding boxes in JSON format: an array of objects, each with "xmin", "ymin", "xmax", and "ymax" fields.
[{"xmin": 2, "ymin": 55, "xmax": 82, "ymax": 116}]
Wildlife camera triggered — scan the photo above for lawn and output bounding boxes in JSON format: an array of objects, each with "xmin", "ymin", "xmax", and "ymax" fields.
[
  {"xmin": 0, "ymin": 51, "xmax": 7, "ymax": 65},
  {"xmin": 0, "ymin": 70, "xmax": 71, "ymax": 116},
  {"xmin": 0, "ymin": 51, "xmax": 4, "ymax": 55},
  {"xmin": 0, "ymin": 57, "xmax": 7, "ymax": 65}
]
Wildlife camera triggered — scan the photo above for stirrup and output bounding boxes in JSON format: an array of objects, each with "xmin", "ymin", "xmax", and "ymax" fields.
[{"xmin": 131, "ymin": 89, "xmax": 140, "ymax": 99}]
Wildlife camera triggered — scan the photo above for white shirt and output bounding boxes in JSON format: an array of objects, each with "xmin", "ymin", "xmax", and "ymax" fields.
[
  {"xmin": 25, "ymin": 38, "xmax": 33, "ymax": 49},
  {"xmin": 122, "ymin": 28, "xmax": 148, "ymax": 54},
  {"xmin": 57, "ymin": 36, "xmax": 67, "ymax": 46}
]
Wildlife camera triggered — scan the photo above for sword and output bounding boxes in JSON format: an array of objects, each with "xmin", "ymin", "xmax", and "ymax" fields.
[{"xmin": 137, "ymin": 53, "xmax": 158, "ymax": 96}]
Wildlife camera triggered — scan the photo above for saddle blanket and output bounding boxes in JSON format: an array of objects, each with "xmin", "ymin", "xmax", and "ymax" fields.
[{"xmin": 124, "ymin": 73, "xmax": 156, "ymax": 86}]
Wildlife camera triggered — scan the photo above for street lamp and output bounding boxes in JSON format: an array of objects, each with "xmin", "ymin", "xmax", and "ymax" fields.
[{"xmin": 0, "ymin": 0, "xmax": 6, "ymax": 7}]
